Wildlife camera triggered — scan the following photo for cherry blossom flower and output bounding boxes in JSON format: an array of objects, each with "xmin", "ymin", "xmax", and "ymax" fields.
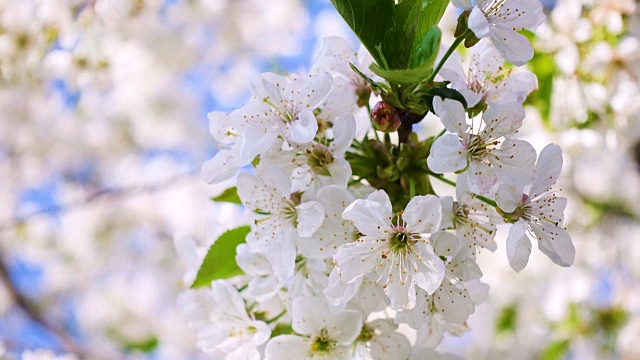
[
  {"xmin": 262, "ymin": 114, "xmax": 356, "ymax": 196},
  {"xmin": 427, "ymin": 97, "xmax": 536, "ymax": 194},
  {"xmin": 438, "ymin": 39, "xmax": 538, "ymax": 108},
  {"xmin": 202, "ymin": 71, "xmax": 333, "ymax": 184},
  {"xmin": 334, "ymin": 190, "xmax": 445, "ymax": 311},
  {"xmin": 265, "ymin": 297, "xmax": 362, "ymax": 360},
  {"xmin": 496, "ymin": 144, "xmax": 575, "ymax": 272},
  {"xmin": 178, "ymin": 281, "xmax": 271, "ymax": 359},
  {"xmin": 352, "ymin": 319, "xmax": 411, "ymax": 360},
  {"xmin": 453, "ymin": 0, "xmax": 546, "ymax": 66},
  {"xmin": 296, "ymin": 185, "xmax": 358, "ymax": 259},
  {"xmin": 237, "ymin": 167, "xmax": 324, "ymax": 279},
  {"xmin": 440, "ymin": 173, "xmax": 501, "ymax": 252}
]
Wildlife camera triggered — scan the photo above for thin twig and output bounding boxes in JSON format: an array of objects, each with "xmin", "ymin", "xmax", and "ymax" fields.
[{"xmin": 0, "ymin": 257, "xmax": 86, "ymax": 358}]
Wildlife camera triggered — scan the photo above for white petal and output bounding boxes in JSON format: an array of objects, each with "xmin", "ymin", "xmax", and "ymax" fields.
[
  {"xmin": 246, "ymin": 276, "xmax": 280, "ymax": 302},
  {"xmin": 439, "ymin": 196, "xmax": 455, "ymax": 230},
  {"xmin": 326, "ymin": 157, "xmax": 352, "ymax": 188},
  {"xmin": 468, "ymin": 7, "xmax": 491, "ymax": 38},
  {"xmin": 208, "ymin": 111, "xmax": 239, "ymax": 144},
  {"xmin": 210, "ymin": 280, "xmax": 248, "ymax": 318},
  {"xmin": 451, "ymin": 0, "xmax": 473, "ymax": 9},
  {"xmin": 324, "ymin": 266, "xmax": 362, "ymax": 306},
  {"xmin": 385, "ymin": 277, "xmax": 417, "ymax": 311},
  {"xmin": 481, "ymin": 102, "xmax": 525, "ymax": 139},
  {"xmin": 291, "ymin": 296, "xmax": 331, "ymax": 336},
  {"xmin": 506, "ymin": 220, "xmax": 532, "ymax": 272},
  {"xmin": 433, "ymin": 97, "xmax": 469, "ymax": 135},
  {"xmin": 427, "ymin": 135, "xmax": 467, "ymax": 174},
  {"xmin": 265, "ymin": 335, "xmax": 310, "ymax": 360},
  {"xmin": 496, "ymin": 184, "xmax": 525, "ymax": 213},
  {"xmin": 296, "ymin": 201, "xmax": 325, "ymax": 237},
  {"xmin": 250, "ymin": 72, "xmax": 285, "ymax": 105},
  {"xmin": 498, "ymin": 0, "xmax": 546, "ymax": 31},
  {"xmin": 334, "ymin": 241, "xmax": 383, "ymax": 283},
  {"xmin": 299, "ymin": 72, "xmax": 334, "ymax": 109},
  {"xmin": 367, "ymin": 189, "xmax": 393, "ymax": 213},
  {"xmin": 368, "ymin": 330, "xmax": 412, "ymax": 360},
  {"xmin": 491, "ymin": 138, "xmax": 537, "ymax": 186},
  {"xmin": 343, "ymin": 194, "xmax": 393, "ymax": 238},
  {"xmin": 235, "ymin": 243, "xmax": 272, "ymax": 276},
  {"xmin": 430, "ymin": 231, "xmax": 460, "ymax": 257},
  {"xmin": 535, "ymin": 226, "xmax": 575, "ymax": 267},
  {"xmin": 495, "ymin": 71, "xmax": 538, "ymax": 104},
  {"xmin": 404, "ymin": 195, "xmax": 442, "ymax": 234},
  {"xmin": 490, "ymin": 28, "xmax": 534, "ymax": 66},
  {"xmin": 530, "ymin": 143, "xmax": 563, "ymax": 198},
  {"xmin": 329, "ymin": 309, "xmax": 364, "ymax": 344},
  {"xmin": 413, "ymin": 242, "xmax": 446, "ymax": 294},
  {"xmin": 331, "ymin": 113, "xmax": 356, "ymax": 154},
  {"xmin": 414, "ymin": 317, "xmax": 446, "ymax": 349},
  {"xmin": 467, "ymin": 160, "xmax": 497, "ymax": 194},
  {"xmin": 288, "ymin": 109, "xmax": 318, "ymax": 144},
  {"xmin": 433, "ymin": 280, "xmax": 475, "ymax": 324},
  {"xmin": 238, "ymin": 125, "xmax": 278, "ymax": 163},
  {"xmin": 201, "ymin": 150, "xmax": 240, "ymax": 184}
]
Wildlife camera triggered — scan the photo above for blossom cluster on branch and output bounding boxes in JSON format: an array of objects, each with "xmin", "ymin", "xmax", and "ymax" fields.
[{"xmin": 181, "ymin": 0, "xmax": 577, "ymax": 358}]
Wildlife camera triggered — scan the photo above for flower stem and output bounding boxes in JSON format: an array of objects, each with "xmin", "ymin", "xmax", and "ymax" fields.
[
  {"xmin": 427, "ymin": 35, "xmax": 465, "ymax": 84},
  {"xmin": 366, "ymin": 102, "xmax": 381, "ymax": 142},
  {"xmin": 266, "ymin": 309, "xmax": 287, "ymax": 324}
]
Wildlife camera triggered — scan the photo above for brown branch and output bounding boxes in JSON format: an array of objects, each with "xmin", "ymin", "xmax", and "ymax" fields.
[{"xmin": 0, "ymin": 257, "xmax": 87, "ymax": 358}]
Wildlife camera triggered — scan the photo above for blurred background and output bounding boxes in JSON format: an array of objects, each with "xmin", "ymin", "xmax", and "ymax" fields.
[{"xmin": 0, "ymin": 0, "xmax": 638, "ymax": 359}]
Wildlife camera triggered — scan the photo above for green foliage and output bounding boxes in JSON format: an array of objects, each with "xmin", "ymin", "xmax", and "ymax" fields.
[
  {"xmin": 329, "ymin": 0, "xmax": 394, "ymax": 67},
  {"xmin": 191, "ymin": 226, "xmax": 250, "ymax": 288},
  {"xmin": 495, "ymin": 304, "xmax": 518, "ymax": 335},
  {"xmin": 525, "ymin": 49, "xmax": 556, "ymax": 127},
  {"xmin": 370, "ymin": 27, "xmax": 442, "ymax": 85},
  {"xmin": 348, "ymin": 132, "xmax": 434, "ymax": 211},
  {"xmin": 539, "ymin": 339, "xmax": 570, "ymax": 360},
  {"xmin": 271, "ymin": 323, "xmax": 294, "ymax": 338},
  {"xmin": 412, "ymin": 26, "xmax": 442, "ymax": 69},
  {"xmin": 124, "ymin": 336, "xmax": 159, "ymax": 354},
  {"xmin": 382, "ymin": 0, "xmax": 448, "ymax": 70},
  {"xmin": 330, "ymin": 0, "xmax": 448, "ymax": 73},
  {"xmin": 211, "ymin": 186, "xmax": 242, "ymax": 204}
]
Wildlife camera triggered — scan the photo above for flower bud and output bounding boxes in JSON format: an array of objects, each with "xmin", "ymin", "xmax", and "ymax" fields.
[{"xmin": 371, "ymin": 101, "xmax": 401, "ymax": 133}]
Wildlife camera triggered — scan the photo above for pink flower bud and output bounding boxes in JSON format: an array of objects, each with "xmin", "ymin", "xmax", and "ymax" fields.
[{"xmin": 371, "ymin": 101, "xmax": 401, "ymax": 133}]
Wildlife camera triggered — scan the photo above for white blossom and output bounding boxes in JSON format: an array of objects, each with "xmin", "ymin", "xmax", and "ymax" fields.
[
  {"xmin": 178, "ymin": 281, "xmax": 271, "ymax": 359},
  {"xmin": 265, "ymin": 297, "xmax": 362, "ymax": 360},
  {"xmin": 428, "ymin": 97, "xmax": 537, "ymax": 194},
  {"xmin": 496, "ymin": 144, "xmax": 575, "ymax": 271},
  {"xmin": 335, "ymin": 190, "xmax": 445, "ymax": 310},
  {"xmin": 453, "ymin": 0, "xmax": 546, "ymax": 66}
]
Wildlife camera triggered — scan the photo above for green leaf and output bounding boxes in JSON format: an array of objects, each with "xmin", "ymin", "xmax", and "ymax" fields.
[
  {"xmin": 382, "ymin": 0, "xmax": 449, "ymax": 69},
  {"xmin": 329, "ymin": 0, "xmax": 394, "ymax": 66},
  {"xmin": 123, "ymin": 336, "xmax": 159, "ymax": 354},
  {"xmin": 411, "ymin": 26, "xmax": 441, "ymax": 69},
  {"xmin": 370, "ymin": 63, "xmax": 433, "ymax": 85},
  {"xmin": 423, "ymin": 86, "xmax": 468, "ymax": 109},
  {"xmin": 271, "ymin": 323, "xmax": 294, "ymax": 337},
  {"xmin": 211, "ymin": 186, "xmax": 242, "ymax": 204},
  {"xmin": 539, "ymin": 339, "xmax": 570, "ymax": 360},
  {"xmin": 191, "ymin": 226, "xmax": 250, "ymax": 288},
  {"xmin": 495, "ymin": 304, "xmax": 518, "ymax": 335}
]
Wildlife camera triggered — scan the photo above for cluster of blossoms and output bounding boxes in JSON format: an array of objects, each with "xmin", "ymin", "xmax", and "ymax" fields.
[
  {"xmin": 181, "ymin": 0, "xmax": 577, "ymax": 358},
  {"xmin": 0, "ymin": 0, "xmax": 313, "ymax": 357}
]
